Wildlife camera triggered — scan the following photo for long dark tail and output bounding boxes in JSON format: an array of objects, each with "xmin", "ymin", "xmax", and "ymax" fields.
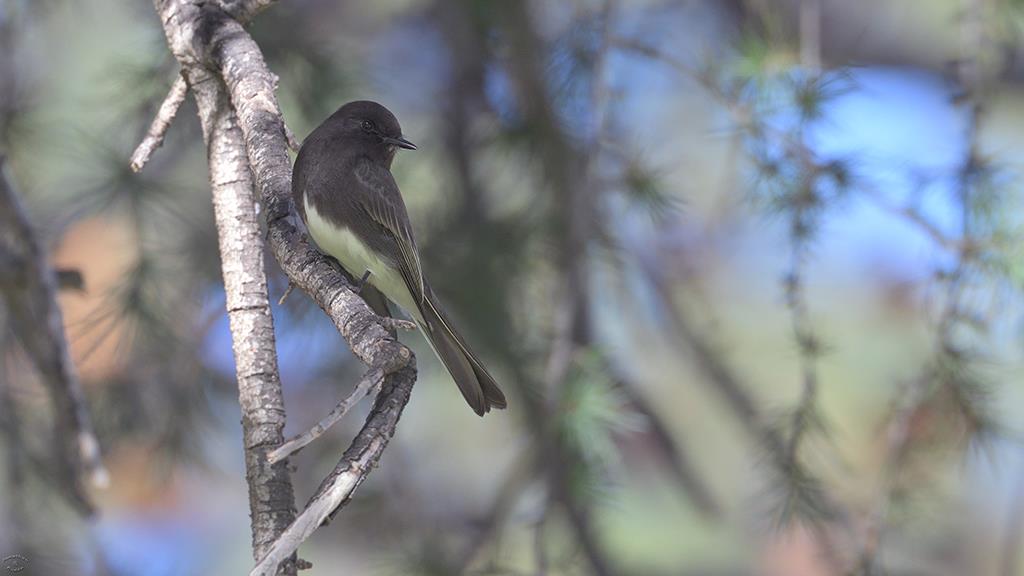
[{"xmin": 415, "ymin": 288, "xmax": 507, "ymax": 416}]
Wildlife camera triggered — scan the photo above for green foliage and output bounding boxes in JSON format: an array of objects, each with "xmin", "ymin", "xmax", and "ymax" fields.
[
  {"xmin": 620, "ymin": 158, "xmax": 681, "ymax": 224},
  {"xmin": 557, "ymin": 349, "xmax": 642, "ymax": 502}
]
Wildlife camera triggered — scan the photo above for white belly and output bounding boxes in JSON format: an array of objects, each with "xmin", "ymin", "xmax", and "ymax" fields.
[{"xmin": 305, "ymin": 197, "xmax": 422, "ymax": 322}]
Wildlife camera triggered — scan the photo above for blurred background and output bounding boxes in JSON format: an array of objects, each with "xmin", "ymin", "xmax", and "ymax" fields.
[{"xmin": 2, "ymin": 0, "xmax": 1024, "ymax": 574}]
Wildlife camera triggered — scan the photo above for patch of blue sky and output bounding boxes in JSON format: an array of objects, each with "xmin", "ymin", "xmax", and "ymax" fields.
[
  {"xmin": 96, "ymin": 513, "xmax": 211, "ymax": 576},
  {"xmin": 200, "ymin": 287, "xmax": 354, "ymax": 387},
  {"xmin": 807, "ymin": 67, "xmax": 969, "ymax": 267}
]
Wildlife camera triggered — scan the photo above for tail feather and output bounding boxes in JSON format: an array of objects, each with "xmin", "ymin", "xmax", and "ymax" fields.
[{"xmin": 417, "ymin": 290, "xmax": 506, "ymax": 416}]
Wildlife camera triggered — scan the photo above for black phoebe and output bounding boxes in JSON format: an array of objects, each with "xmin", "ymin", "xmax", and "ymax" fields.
[{"xmin": 292, "ymin": 100, "xmax": 507, "ymax": 416}]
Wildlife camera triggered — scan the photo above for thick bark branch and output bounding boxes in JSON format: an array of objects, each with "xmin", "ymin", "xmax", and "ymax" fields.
[
  {"xmin": 0, "ymin": 156, "xmax": 107, "ymax": 515},
  {"xmin": 190, "ymin": 72, "xmax": 298, "ymax": 571}
]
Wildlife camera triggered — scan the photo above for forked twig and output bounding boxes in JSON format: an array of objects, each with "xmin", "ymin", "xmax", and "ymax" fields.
[{"xmin": 267, "ymin": 368, "xmax": 384, "ymax": 464}]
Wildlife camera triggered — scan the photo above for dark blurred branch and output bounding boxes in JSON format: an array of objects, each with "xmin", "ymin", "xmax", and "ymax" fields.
[
  {"xmin": 636, "ymin": 248, "xmax": 786, "ymax": 453},
  {"xmin": 434, "ymin": 0, "xmax": 492, "ymax": 222},
  {"xmin": 455, "ymin": 457, "xmax": 533, "ymax": 572},
  {"xmin": 0, "ymin": 322, "xmax": 27, "ymax": 550},
  {"xmin": 498, "ymin": 2, "xmax": 621, "ymax": 575},
  {"xmin": 55, "ymin": 268, "xmax": 85, "ymax": 292},
  {"xmin": 0, "ymin": 156, "xmax": 107, "ymax": 515},
  {"xmin": 149, "ymin": 1, "xmax": 418, "ymax": 573},
  {"xmin": 589, "ymin": 0, "xmax": 721, "ymax": 519},
  {"xmin": 130, "ymin": 74, "xmax": 188, "ymax": 173},
  {"xmin": 799, "ymin": 0, "xmax": 821, "ymax": 70},
  {"xmin": 860, "ymin": 3, "xmax": 991, "ymax": 570},
  {"xmin": 612, "ymin": 372, "xmax": 720, "ymax": 517},
  {"xmin": 856, "ymin": 374, "xmax": 928, "ymax": 575}
]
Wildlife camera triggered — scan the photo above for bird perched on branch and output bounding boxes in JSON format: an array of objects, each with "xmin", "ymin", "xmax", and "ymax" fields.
[{"xmin": 292, "ymin": 100, "xmax": 507, "ymax": 416}]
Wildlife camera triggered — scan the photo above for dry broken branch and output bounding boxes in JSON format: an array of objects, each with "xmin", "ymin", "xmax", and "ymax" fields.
[
  {"xmin": 130, "ymin": 74, "xmax": 187, "ymax": 173},
  {"xmin": 266, "ymin": 368, "xmax": 383, "ymax": 465}
]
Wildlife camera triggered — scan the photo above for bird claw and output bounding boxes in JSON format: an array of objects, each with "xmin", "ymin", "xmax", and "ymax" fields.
[
  {"xmin": 354, "ymin": 269, "xmax": 372, "ymax": 294},
  {"xmin": 381, "ymin": 318, "xmax": 417, "ymax": 332}
]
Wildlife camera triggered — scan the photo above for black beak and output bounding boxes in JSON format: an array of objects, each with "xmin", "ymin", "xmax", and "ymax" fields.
[{"xmin": 384, "ymin": 136, "xmax": 417, "ymax": 150}]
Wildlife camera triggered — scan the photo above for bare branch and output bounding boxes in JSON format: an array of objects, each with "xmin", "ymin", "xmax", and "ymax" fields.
[
  {"xmin": 0, "ymin": 156, "xmax": 107, "ymax": 513},
  {"xmin": 276, "ymin": 282, "xmax": 294, "ymax": 306},
  {"xmin": 189, "ymin": 69, "xmax": 299, "ymax": 570},
  {"xmin": 150, "ymin": 1, "xmax": 419, "ymax": 572},
  {"xmin": 612, "ymin": 373, "xmax": 720, "ymax": 518},
  {"xmin": 130, "ymin": 74, "xmax": 187, "ymax": 173},
  {"xmin": 250, "ymin": 368, "xmax": 415, "ymax": 576},
  {"xmin": 267, "ymin": 368, "xmax": 383, "ymax": 465}
]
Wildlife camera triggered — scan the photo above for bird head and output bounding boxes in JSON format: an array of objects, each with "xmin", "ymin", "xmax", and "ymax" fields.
[{"xmin": 327, "ymin": 101, "xmax": 416, "ymax": 165}]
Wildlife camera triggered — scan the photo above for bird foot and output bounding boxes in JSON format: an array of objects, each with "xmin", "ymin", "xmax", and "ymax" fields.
[
  {"xmin": 381, "ymin": 318, "xmax": 417, "ymax": 332},
  {"xmin": 354, "ymin": 269, "xmax": 372, "ymax": 294}
]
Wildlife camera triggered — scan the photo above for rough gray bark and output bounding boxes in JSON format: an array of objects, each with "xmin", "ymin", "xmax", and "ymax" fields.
[
  {"xmin": 189, "ymin": 71, "xmax": 298, "ymax": 571},
  {"xmin": 145, "ymin": 1, "xmax": 417, "ymax": 572},
  {"xmin": 0, "ymin": 157, "xmax": 107, "ymax": 515}
]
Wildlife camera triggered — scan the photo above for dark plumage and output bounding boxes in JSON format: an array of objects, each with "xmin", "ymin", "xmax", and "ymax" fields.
[{"xmin": 292, "ymin": 100, "xmax": 507, "ymax": 416}]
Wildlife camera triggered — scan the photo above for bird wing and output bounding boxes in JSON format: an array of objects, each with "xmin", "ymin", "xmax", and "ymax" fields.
[{"xmin": 352, "ymin": 158, "xmax": 425, "ymax": 307}]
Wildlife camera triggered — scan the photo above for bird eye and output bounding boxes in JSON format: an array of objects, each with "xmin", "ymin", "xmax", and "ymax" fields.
[{"xmin": 361, "ymin": 120, "xmax": 375, "ymax": 133}]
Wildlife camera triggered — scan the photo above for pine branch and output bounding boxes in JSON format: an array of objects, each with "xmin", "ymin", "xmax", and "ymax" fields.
[{"xmin": 0, "ymin": 156, "xmax": 108, "ymax": 515}]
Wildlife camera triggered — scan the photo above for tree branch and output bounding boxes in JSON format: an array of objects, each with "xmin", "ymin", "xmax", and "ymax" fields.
[
  {"xmin": 250, "ymin": 366, "xmax": 414, "ymax": 576},
  {"xmin": 0, "ymin": 156, "xmax": 107, "ymax": 514},
  {"xmin": 129, "ymin": 74, "xmax": 187, "ymax": 173},
  {"xmin": 189, "ymin": 68, "xmax": 299, "ymax": 571},
  {"xmin": 149, "ymin": 1, "xmax": 418, "ymax": 572},
  {"xmin": 498, "ymin": 2, "xmax": 618, "ymax": 574},
  {"xmin": 266, "ymin": 368, "xmax": 383, "ymax": 465}
]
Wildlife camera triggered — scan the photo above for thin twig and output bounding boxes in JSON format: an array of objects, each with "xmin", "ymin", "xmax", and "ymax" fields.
[
  {"xmin": 250, "ymin": 367, "xmax": 415, "ymax": 576},
  {"xmin": 857, "ymin": 374, "xmax": 929, "ymax": 574},
  {"xmin": 267, "ymin": 368, "xmax": 383, "ymax": 464},
  {"xmin": 130, "ymin": 74, "xmax": 188, "ymax": 173},
  {"xmin": 859, "ymin": 3, "xmax": 989, "ymax": 570},
  {"xmin": 612, "ymin": 372, "xmax": 720, "ymax": 517},
  {"xmin": 284, "ymin": 122, "xmax": 301, "ymax": 152},
  {"xmin": 277, "ymin": 282, "xmax": 294, "ymax": 305}
]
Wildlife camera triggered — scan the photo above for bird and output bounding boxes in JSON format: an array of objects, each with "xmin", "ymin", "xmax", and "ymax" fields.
[{"xmin": 292, "ymin": 100, "xmax": 507, "ymax": 416}]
